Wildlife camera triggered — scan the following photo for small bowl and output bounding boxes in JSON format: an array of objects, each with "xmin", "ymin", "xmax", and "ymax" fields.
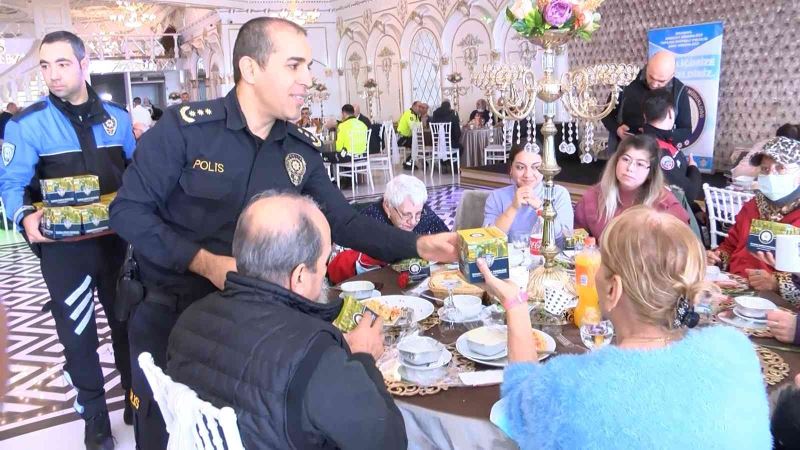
[
  {"xmin": 705, "ymin": 265, "xmax": 721, "ymax": 281},
  {"xmin": 734, "ymin": 296, "xmax": 777, "ymax": 319},
  {"xmin": 339, "ymin": 280, "xmax": 375, "ymax": 300},
  {"xmin": 452, "ymin": 295, "xmax": 483, "ymax": 319},
  {"xmin": 467, "ymin": 326, "xmax": 507, "ymax": 357},
  {"xmin": 397, "ymin": 336, "xmax": 444, "ymax": 365}
]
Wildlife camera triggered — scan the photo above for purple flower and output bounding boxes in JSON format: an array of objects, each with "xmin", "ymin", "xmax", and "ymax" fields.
[{"xmin": 543, "ymin": 0, "xmax": 572, "ymax": 27}]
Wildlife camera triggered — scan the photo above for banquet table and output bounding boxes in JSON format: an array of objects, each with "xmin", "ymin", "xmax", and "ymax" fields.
[
  {"xmin": 339, "ymin": 267, "xmax": 800, "ymax": 450},
  {"xmin": 460, "ymin": 127, "xmax": 503, "ymax": 168}
]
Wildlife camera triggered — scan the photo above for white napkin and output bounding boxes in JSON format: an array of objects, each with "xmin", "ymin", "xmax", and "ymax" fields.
[{"xmin": 459, "ymin": 370, "xmax": 504, "ymax": 386}]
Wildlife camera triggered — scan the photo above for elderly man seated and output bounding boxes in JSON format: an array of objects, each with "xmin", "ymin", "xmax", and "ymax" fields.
[
  {"xmin": 167, "ymin": 191, "xmax": 407, "ymax": 449},
  {"xmin": 707, "ymin": 137, "xmax": 800, "ymax": 302},
  {"xmin": 327, "ymin": 175, "xmax": 448, "ymax": 283}
]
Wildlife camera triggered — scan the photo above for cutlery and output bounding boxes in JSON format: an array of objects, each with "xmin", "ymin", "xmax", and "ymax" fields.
[
  {"xmin": 556, "ymin": 334, "xmax": 586, "ymax": 353},
  {"xmin": 759, "ymin": 343, "xmax": 800, "ymax": 353}
]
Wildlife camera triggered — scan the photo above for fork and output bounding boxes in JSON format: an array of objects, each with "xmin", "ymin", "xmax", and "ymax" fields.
[{"xmin": 556, "ymin": 334, "xmax": 586, "ymax": 353}]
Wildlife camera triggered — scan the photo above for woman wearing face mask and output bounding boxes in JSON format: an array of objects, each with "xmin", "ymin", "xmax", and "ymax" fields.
[
  {"xmin": 483, "ymin": 145, "xmax": 574, "ymax": 238},
  {"xmin": 707, "ymin": 137, "xmax": 800, "ymax": 301},
  {"xmin": 574, "ymin": 134, "xmax": 688, "ymax": 238},
  {"xmin": 477, "ymin": 207, "xmax": 771, "ymax": 449}
]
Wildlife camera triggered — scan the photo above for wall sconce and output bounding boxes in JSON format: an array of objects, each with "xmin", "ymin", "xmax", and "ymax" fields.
[
  {"xmin": 490, "ymin": 50, "xmax": 501, "ymax": 61},
  {"xmin": 409, "ymin": 11, "xmax": 423, "ymax": 26},
  {"xmin": 440, "ymin": 56, "xmax": 450, "ymax": 66},
  {"xmin": 337, "ymin": 68, "xmax": 345, "ymax": 76},
  {"xmin": 400, "ymin": 60, "xmax": 408, "ymax": 69},
  {"xmin": 455, "ymin": 0, "xmax": 471, "ymax": 16},
  {"xmin": 324, "ymin": 68, "xmax": 334, "ymax": 77}
]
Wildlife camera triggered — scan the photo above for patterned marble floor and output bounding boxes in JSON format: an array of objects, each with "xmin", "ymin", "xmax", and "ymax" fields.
[{"xmin": 0, "ymin": 181, "xmax": 486, "ymax": 446}]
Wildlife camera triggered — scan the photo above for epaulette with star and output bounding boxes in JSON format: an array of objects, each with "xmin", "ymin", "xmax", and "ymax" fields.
[
  {"xmin": 286, "ymin": 122, "xmax": 322, "ymax": 151},
  {"xmin": 176, "ymin": 100, "xmax": 225, "ymax": 126}
]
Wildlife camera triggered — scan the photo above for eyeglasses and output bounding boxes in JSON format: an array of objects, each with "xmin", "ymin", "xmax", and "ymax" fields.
[
  {"xmin": 393, "ymin": 206, "xmax": 422, "ymax": 223},
  {"xmin": 619, "ymin": 154, "xmax": 651, "ymax": 171},
  {"xmin": 759, "ymin": 163, "xmax": 798, "ymax": 175}
]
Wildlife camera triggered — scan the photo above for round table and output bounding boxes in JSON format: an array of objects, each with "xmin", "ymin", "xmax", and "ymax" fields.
[
  {"xmin": 341, "ymin": 267, "xmax": 800, "ymax": 449},
  {"xmin": 460, "ymin": 127, "xmax": 503, "ymax": 168}
]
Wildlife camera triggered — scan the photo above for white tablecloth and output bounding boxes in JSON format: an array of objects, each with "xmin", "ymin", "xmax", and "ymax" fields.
[{"xmin": 398, "ymin": 400, "xmax": 518, "ymax": 450}]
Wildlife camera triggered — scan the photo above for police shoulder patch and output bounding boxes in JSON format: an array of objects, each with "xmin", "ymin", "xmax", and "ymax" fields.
[
  {"xmin": 2, "ymin": 142, "xmax": 15, "ymax": 166},
  {"xmin": 660, "ymin": 155, "xmax": 675, "ymax": 171},
  {"xmin": 287, "ymin": 122, "xmax": 322, "ymax": 151},
  {"xmin": 11, "ymin": 101, "xmax": 46, "ymax": 123},
  {"xmin": 176, "ymin": 100, "xmax": 225, "ymax": 126}
]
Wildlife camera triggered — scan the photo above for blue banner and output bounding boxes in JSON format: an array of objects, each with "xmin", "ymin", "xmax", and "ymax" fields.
[{"xmin": 648, "ymin": 22, "xmax": 724, "ymax": 173}]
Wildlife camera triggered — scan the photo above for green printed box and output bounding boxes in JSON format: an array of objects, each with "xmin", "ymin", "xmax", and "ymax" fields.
[
  {"xmin": 457, "ymin": 227, "xmax": 509, "ymax": 283},
  {"xmin": 747, "ymin": 220, "xmax": 800, "ymax": 255},
  {"xmin": 40, "ymin": 177, "xmax": 75, "ymax": 206},
  {"xmin": 79, "ymin": 203, "xmax": 110, "ymax": 234},
  {"xmin": 72, "ymin": 175, "xmax": 100, "ymax": 205}
]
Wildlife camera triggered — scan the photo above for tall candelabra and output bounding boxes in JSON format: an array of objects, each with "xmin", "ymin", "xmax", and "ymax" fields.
[
  {"xmin": 472, "ymin": 29, "xmax": 638, "ymax": 300},
  {"xmin": 360, "ymin": 79, "xmax": 380, "ymax": 120}
]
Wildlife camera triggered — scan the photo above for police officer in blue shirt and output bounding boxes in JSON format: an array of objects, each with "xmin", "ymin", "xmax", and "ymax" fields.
[
  {"xmin": 109, "ymin": 17, "xmax": 457, "ymax": 450},
  {"xmin": 0, "ymin": 31, "xmax": 135, "ymax": 450}
]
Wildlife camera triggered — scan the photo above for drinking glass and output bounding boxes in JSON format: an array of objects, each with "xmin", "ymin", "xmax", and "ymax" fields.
[
  {"xmin": 509, "ymin": 232, "xmax": 530, "ymax": 267},
  {"xmin": 579, "ymin": 320, "xmax": 614, "ymax": 350}
]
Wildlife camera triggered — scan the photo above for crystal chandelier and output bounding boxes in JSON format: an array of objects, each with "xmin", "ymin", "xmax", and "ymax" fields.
[
  {"xmin": 275, "ymin": 0, "xmax": 320, "ymax": 26},
  {"xmin": 110, "ymin": 0, "xmax": 156, "ymax": 29}
]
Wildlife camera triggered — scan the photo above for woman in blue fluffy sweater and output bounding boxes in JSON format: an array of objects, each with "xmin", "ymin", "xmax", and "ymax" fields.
[{"xmin": 478, "ymin": 206, "xmax": 772, "ymax": 450}]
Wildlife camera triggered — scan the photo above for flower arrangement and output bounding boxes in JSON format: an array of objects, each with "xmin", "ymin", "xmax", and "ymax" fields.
[
  {"xmin": 311, "ymin": 78, "xmax": 327, "ymax": 92},
  {"xmin": 506, "ymin": 0, "xmax": 603, "ymax": 41},
  {"xmin": 447, "ymin": 72, "xmax": 463, "ymax": 84},
  {"xmin": 363, "ymin": 78, "xmax": 378, "ymax": 89}
]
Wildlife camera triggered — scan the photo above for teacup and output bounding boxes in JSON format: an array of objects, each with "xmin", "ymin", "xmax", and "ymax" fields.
[{"xmin": 452, "ymin": 295, "xmax": 483, "ymax": 319}]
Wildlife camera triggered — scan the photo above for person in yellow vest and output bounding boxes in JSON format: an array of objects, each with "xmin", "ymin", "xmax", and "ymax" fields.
[
  {"xmin": 398, "ymin": 101, "xmax": 422, "ymax": 169},
  {"xmin": 322, "ymin": 104, "xmax": 368, "ymax": 165}
]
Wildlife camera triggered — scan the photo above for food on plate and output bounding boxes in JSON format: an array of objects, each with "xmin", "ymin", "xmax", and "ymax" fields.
[
  {"xmin": 362, "ymin": 299, "xmax": 402, "ymax": 325},
  {"xmin": 429, "ymin": 270, "xmax": 484, "ymax": 298}
]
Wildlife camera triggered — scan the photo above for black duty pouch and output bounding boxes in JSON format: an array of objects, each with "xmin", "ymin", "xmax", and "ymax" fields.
[{"xmin": 115, "ymin": 244, "xmax": 144, "ymax": 322}]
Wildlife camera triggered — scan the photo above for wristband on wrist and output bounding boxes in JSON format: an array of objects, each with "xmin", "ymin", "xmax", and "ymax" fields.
[{"xmin": 503, "ymin": 290, "xmax": 528, "ymax": 310}]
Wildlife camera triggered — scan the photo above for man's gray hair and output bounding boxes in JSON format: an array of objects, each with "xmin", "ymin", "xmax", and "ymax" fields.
[
  {"xmin": 232, "ymin": 190, "xmax": 323, "ymax": 285},
  {"xmin": 383, "ymin": 174, "xmax": 428, "ymax": 209}
]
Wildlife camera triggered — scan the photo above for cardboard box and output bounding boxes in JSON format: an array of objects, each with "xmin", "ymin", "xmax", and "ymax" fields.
[
  {"xmin": 747, "ymin": 220, "xmax": 800, "ymax": 255},
  {"xmin": 40, "ymin": 177, "xmax": 75, "ymax": 206},
  {"xmin": 41, "ymin": 207, "xmax": 82, "ymax": 239},
  {"xmin": 79, "ymin": 203, "xmax": 109, "ymax": 234},
  {"xmin": 457, "ymin": 227, "xmax": 509, "ymax": 283},
  {"xmin": 72, "ymin": 175, "xmax": 100, "ymax": 205},
  {"xmin": 390, "ymin": 258, "xmax": 431, "ymax": 282}
]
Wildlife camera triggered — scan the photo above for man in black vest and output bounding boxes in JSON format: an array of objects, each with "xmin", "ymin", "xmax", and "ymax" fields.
[
  {"xmin": 602, "ymin": 51, "xmax": 692, "ymax": 154},
  {"xmin": 168, "ymin": 191, "xmax": 406, "ymax": 449}
]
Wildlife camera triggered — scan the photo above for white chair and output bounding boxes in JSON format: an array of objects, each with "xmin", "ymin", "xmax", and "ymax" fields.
[
  {"xmin": 410, "ymin": 122, "xmax": 433, "ymax": 176},
  {"xmin": 336, "ymin": 128, "xmax": 374, "ymax": 199},
  {"xmin": 703, "ymin": 183, "xmax": 755, "ymax": 248},
  {"xmin": 429, "ymin": 122, "xmax": 460, "ymax": 177},
  {"xmin": 138, "ymin": 352, "xmax": 245, "ymax": 450},
  {"xmin": 484, "ymin": 120, "xmax": 514, "ymax": 165},
  {"xmin": 382, "ymin": 120, "xmax": 401, "ymax": 165},
  {"xmin": 369, "ymin": 123, "xmax": 394, "ymax": 180}
]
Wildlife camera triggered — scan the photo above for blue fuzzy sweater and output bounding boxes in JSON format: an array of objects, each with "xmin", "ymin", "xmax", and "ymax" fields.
[{"xmin": 499, "ymin": 326, "xmax": 772, "ymax": 449}]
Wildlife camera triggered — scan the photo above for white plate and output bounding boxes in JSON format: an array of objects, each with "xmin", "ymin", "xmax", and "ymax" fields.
[
  {"xmin": 733, "ymin": 307, "xmax": 768, "ymax": 324},
  {"xmin": 340, "ymin": 289, "xmax": 381, "ymax": 299},
  {"xmin": 438, "ymin": 305, "xmax": 492, "ymax": 324},
  {"xmin": 456, "ymin": 327, "xmax": 556, "ymax": 367},
  {"xmin": 717, "ymin": 309, "xmax": 768, "ymax": 330},
  {"xmin": 360, "ymin": 295, "xmax": 434, "ymax": 324},
  {"xmin": 399, "ymin": 349, "xmax": 452, "ymax": 371}
]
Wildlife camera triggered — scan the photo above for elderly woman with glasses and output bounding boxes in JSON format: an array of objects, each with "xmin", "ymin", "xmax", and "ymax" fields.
[
  {"xmin": 478, "ymin": 207, "xmax": 771, "ymax": 449},
  {"xmin": 327, "ymin": 175, "xmax": 448, "ymax": 283},
  {"xmin": 574, "ymin": 134, "xmax": 688, "ymax": 238},
  {"xmin": 708, "ymin": 136, "xmax": 800, "ymax": 302}
]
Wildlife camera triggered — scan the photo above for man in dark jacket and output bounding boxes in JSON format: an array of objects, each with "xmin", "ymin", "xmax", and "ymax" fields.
[
  {"xmin": 602, "ymin": 51, "xmax": 692, "ymax": 153},
  {"xmin": 430, "ymin": 100, "xmax": 461, "ymax": 171},
  {"xmin": 168, "ymin": 191, "xmax": 407, "ymax": 450},
  {"xmin": 0, "ymin": 102, "xmax": 18, "ymax": 139},
  {"xmin": 642, "ymin": 89, "xmax": 701, "ymax": 202},
  {"xmin": 353, "ymin": 104, "xmax": 372, "ymax": 128}
]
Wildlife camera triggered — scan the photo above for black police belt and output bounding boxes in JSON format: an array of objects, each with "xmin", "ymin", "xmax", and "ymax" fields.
[{"xmin": 143, "ymin": 288, "xmax": 179, "ymax": 312}]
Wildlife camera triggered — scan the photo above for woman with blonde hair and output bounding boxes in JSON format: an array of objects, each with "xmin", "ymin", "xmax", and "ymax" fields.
[
  {"xmin": 574, "ymin": 134, "xmax": 688, "ymax": 237},
  {"xmin": 478, "ymin": 207, "xmax": 771, "ymax": 449}
]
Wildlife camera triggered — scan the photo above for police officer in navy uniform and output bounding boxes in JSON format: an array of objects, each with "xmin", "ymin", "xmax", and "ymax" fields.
[
  {"xmin": 109, "ymin": 18, "xmax": 458, "ymax": 449},
  {"xmin": 0, "ymin": 31, "xmax": 135, "ymax": 450}
]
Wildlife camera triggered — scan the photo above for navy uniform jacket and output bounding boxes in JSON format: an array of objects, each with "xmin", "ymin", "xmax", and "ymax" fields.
[
  {"xmin": 645, "ymin": 125, "xmax": 702, "ymax": 202},
  {"xmin": 109, "ymin": 89, "xmax": 418, "ymax": 297},
  {"xmin": 0, "ymin": 87, "xmax": 135, "ymax": 226}
]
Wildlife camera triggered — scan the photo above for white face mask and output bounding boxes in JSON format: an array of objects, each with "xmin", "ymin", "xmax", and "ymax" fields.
[{"xmin": 758, "ymin": 172, "xmax": 799, "ymax": 201}]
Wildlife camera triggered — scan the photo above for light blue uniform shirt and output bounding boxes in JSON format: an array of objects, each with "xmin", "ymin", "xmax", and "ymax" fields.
[{"xmin": 483, "ymin": 183, "xmax": 574, "ymax": 238}]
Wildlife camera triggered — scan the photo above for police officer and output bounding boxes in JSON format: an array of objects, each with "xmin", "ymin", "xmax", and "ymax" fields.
[
  {"xmin": 322, "ymin": 103, "xmax": 367, "ymax": 164},
  {"xmin": 642, "ymin": 89, "xmax": 702, "ymax": 203},
  {"xmin": 109, "ymin": 17, "xmax": 457, "ymax": 450},
  {"xmin": 0, "ymin": 31, "xmax": 135, "ymax": 450}
]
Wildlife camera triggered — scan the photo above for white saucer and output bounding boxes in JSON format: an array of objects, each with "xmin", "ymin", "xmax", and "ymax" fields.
[
  {"xmin": 717, "ymin": 309, "xmax": 768, "ymax": 330},
  {"xmin": 438, "ymin": 305, "xmax": 492, "ymax": 324},
  {"xmin": 339, "ymin": 289, "xmax": 381, "ymax": 300},
  {"xmin": 733, "ymin": 306, "xmax": 767, "ymax": 323},
  {"xmin": 399, "ymin": 349, "xmax": 452, "ymax": 371}
]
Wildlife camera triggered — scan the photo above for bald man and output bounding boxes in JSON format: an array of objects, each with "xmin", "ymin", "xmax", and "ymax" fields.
[
  {"xmin": 602, "ymin": 51, "xmax": 692, "ymax": 153},
  {"xmin": 167, "ymin": 191, "xmax": 407, "ymax": 449}
]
